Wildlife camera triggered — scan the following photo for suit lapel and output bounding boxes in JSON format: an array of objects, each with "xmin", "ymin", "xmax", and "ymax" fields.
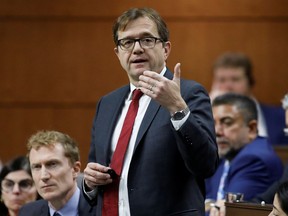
[
  {"xmin": 134, "ymin": 69, "xmax": 172, "ymax": 151},
  {"xmin": 40, "ymin": 201, "xmax": 49, "ymax": 216},
  {"xmin": 134, "ymin": 99, "xmax": 160, "ymax": 152},
  {"xmin": 78, "ymin": 192, "xmax": 95, "ymax": 215},
  {"xmin": 103, "ymin": 86, "xmax": 130, "ymax": 164}
]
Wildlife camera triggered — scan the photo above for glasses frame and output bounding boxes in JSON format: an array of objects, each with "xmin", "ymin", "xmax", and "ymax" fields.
[
  {"xmin": 117, "ymin": 37, "xmax": 164, "ymax": 51},
  {"xmin": 1, "ymin": 178, "xmax": 34, "ymax": 193}
]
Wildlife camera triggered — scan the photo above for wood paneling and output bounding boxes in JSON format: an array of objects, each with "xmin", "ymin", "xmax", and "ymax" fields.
[
  {"xmin": 0, "ymin": 106, "xmax": 95, "ymax": 167},
  {"xmin": 0, "ymin": 1, "xmax": 287, "ymax": 164}
]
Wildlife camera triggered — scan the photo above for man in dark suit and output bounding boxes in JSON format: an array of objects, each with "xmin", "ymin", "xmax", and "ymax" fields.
[
  {"xmin": 83, "ymin": 7, "xmax": 218, "ymax": 216},
  {"xmin": 19, "ymin": 130, "xmax": 96, "ymax": 216},
  {"xmin": 209, "ymin": 52, "xmax": 288, "ymax": 145},
  {"xmin": 206, "ymin": 93, "xmax": 283, "ymax": 216}
]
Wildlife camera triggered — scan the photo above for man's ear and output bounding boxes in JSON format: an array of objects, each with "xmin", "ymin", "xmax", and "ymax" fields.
[
  {"xmin": 72, "ymin": 161, "xmax": 81, "ymax": 179},
  {"xmin": 163, "ymin": 41, "xmax": 171, "ymax": 61},
  {"xmin": 248, "ymin": 119, "xmax": 258, "ymax": 141},
  {"xmin": 114, "ymin": 47, "xmax": 119, "ymax": 55}
]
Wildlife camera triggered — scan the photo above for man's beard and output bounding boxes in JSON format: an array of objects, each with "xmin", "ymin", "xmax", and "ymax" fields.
[{"xmin": 224, "ymin": 147, "xmax": 243, "ymax": 161}]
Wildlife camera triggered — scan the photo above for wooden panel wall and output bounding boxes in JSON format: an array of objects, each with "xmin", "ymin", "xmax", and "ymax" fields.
[{"xmin": 0, "ymin": 0, "xmax": 288, "ymax": 166}]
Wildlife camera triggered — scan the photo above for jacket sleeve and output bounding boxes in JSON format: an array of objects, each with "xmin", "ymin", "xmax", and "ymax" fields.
[{"xmin": 175, "ymin": 81, "xmax": 218, "ymax": 178}]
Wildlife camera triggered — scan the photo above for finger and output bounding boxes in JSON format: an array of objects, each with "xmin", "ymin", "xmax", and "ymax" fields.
[
  {"xmin": 84, "ymin": 168, "xmax": 112, "ymax": 187},
  {"xmin": 87, "ymin": 162, "xmax": 110, "ymax": 173},
  {"xmin": 173, "ymin": 63, "xmax": 181, "ymax": 85},
  {"xmin": 140, "ymin": 71, "xmax": 160, "ymax": 86}
]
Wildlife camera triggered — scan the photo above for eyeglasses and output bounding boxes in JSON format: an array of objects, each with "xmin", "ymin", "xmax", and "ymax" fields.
[
  {"xmin": 117, "ymin": 37, "xmax": 163, "ymax": 51},
  {"xmin": 1, "ymin": 179, "xmax": 34, "ymax": 193}
]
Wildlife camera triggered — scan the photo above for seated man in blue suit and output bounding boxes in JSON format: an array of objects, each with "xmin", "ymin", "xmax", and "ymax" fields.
[
  {"xmin": 206, "ymin": 93, "xmax": 283, "ymax": 216},
  {"xmin": 209, "ymin": 52, "xmax": 288, "ymax": 145},
  {"xmin": 19, "ymin": 130, "xmax": 96, "ymax": 216}
]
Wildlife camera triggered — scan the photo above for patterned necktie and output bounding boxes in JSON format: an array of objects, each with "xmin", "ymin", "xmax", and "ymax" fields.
[{"xmin": 102, "ymin": 89, "xmax": 143, "ymax": 216}]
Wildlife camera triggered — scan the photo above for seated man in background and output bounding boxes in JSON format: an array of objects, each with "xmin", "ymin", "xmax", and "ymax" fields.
[
  {"xmin": 210, "ymin": 52, "xmax": 288, "ymax": 145},
  {"xmin": 206, "ymin": 93, "xmax": 283, "ymax": 216},
  {"xmin": 19, "ymin": 130, "xmax": 96, "ymax": 216}
]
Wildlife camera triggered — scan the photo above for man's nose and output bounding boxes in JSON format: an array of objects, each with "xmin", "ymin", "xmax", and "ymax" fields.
[
  {"xmin": 132, "ymin": 40, "xmax": 144, "ymax": 53},
  {"xmin": 40, "ymin": 167, "xmax": 50, "ymax": 180},
  {"xmin": 215, "ymin": 123, "xmax": 224, "ymax": 136}
]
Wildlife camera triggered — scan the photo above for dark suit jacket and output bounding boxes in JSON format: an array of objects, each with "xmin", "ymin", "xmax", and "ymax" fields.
[
  {"xmin": 260, "ymin": 104, "xmax": 288, "ymax": 145},
  {"xmin": 88, "ymin": 69, "xmax": 218, "ymax": 216},
  {"xmin": 18, "ymin": 188, "xmax": 96, "ymax": 216},
  {"xmin": 252, "ymin": 164, "xmax": 288, "ymax": 204},
  {"xmin": 205, "ymin": 137, "xmax": 283, "ymax": 201}
]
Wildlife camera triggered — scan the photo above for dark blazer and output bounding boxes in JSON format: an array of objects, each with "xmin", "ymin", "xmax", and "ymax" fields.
[
  {"xmin": 88, "ymin": 69, "xmax": 218, "ymax": 216},
  {"xmin": 252, "ymin": 164, "xmax": 288, "ymax": 204},
  {"xmin": 18, "ymin": 188, "xmax": 96, "ymax": 216},
  {"xmin": 260, "ymin": 104, "xmax": 288, "ymax": 145},
  {"xmin": 205, "ymin": 137, "xmax": 283, "ymax": 201}
]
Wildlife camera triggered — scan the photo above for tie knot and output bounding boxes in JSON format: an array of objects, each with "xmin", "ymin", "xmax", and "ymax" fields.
[{"xmin": 132, "ymin": 89, "xmax": 143, "ymax": 101}]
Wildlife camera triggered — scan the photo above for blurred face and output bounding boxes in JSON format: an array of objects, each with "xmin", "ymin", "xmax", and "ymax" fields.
[
  {"xmin": 114, "ymin": 16, "xmax": 171, "ymax": 86},
  {"xmin": 1, "ymin": 170, "xmax": 37, "ymax": 214},
  {"xmin": 29, "ymin": 143, "xmax": 80, "ymax": 208},
  {"xmin": 269, "ymin": 194, "xmax": 287, "ymax": 216},
  {"xmin": 213, "ymin": 104, "xmax": 256, "ymax": 158},
  {"xmin": 212, "ymin": 67, "xmax": 251, "ymax": 96}
]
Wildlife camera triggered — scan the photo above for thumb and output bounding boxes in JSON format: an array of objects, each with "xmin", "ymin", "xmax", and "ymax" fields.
[{"xmin": 173, "ymin": 62, "xmax": 181, "ymax": 85}]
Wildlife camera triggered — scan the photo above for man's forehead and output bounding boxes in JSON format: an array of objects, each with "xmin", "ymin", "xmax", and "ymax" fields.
[
  {"xmin": 118, "ymin": 17, "xmax": 158, "ymax": 37},
  {"xmin": 29, "ymin": 144, "xmax": 64, "ymax": 161},
  {"xmin": 214, "ymin": 67, "xmax": 246, "ymax": 77},
  {"xmin": 213, "ymin": 105, "xmax": 241, "ymax": 117}
]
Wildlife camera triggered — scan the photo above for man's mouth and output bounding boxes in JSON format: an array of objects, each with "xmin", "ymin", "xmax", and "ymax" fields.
[{"xmin": 131, "ymin": 58, "xmax": 147, "ymax": 64}]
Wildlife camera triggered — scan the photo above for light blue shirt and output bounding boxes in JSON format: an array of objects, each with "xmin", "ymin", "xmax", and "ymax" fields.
[{"xmin": 49, "ymin": 187, "xmax": 80, "ymax": 216}]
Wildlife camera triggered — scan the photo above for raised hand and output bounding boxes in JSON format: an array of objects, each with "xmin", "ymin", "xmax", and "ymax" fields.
[{"xmin": 138, "ymin": 63, "xmax": 187, "ymax": 114}]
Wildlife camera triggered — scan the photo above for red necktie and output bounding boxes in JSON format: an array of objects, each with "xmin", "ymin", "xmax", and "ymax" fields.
[{"xmin": 102, "ymin": 89, "xmax": 143, "ymax": 216}]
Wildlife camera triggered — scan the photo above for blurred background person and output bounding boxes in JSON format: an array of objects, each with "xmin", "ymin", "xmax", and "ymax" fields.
[
  {"xmin": 269, "ymin": 180, "xmax": 288, "ymax": 216},
  {"xmin": 0, "ymin": 156, "xmax": 38, "ymax": 216},
  {"xmin": 206, "ymin": 93, "xmax": 283, "ymax": 216},
  {"xmin": 210, "ymin": 52, "xmax": 288, "ymax": 145}
]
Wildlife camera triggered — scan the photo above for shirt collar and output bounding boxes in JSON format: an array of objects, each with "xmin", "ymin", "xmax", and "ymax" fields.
[{"xmin": 49, "ymin": 187, "xmax": 80, "ymax": 216}]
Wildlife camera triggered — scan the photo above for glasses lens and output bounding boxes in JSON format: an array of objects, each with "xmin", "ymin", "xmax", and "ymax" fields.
[
  {"xmin": 2, "ymin": 180, "xmax": 14, "ymax": 191},
  {"xmin": 119, "ymin": 39, "xmax": 134, "ymax": 50},
  {"xmin": 140, "ymin": 38, "xmax": 156, "ymax": 48},
  {"xmin": 19, "ymin": 179, "xmax": 33, "ymax": 190}
]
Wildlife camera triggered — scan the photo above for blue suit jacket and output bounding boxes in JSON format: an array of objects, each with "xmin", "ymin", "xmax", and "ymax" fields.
[
  {"xmin": 19, "ymin": 188, "xmax": 96, "ymax": 216},
  {"xmin": 88, "ymin": 69, "xmax": 218, "ymax": 216},
  {"xmin": 205, "ymin": 137, "xmax": 283, "ymax": 201},
  {"xmin": 260, "ymin": 104, "xmax": 288, "ymax": 145}
]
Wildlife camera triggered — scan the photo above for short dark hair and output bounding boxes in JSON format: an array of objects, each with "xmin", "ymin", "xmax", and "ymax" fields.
[
  {"xmin": 112, "ymin": 8, "xmax": 169, "ymax": 45},
  {"xmin": 213, "ymin": 52, "xmax": 255, "ymax": 87},
  {"xmin": 277, "ymin": 180, "xmax": 288, "ymax": 214},
  {"xmin": 212, "ymin": 93, "xmax": 258, "ymax": 124}
]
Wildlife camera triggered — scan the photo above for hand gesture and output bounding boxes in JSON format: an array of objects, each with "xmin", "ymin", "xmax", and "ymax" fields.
[{"xmin": 138, "ymin": 63, "xmax": 187, "ymax": 114}]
